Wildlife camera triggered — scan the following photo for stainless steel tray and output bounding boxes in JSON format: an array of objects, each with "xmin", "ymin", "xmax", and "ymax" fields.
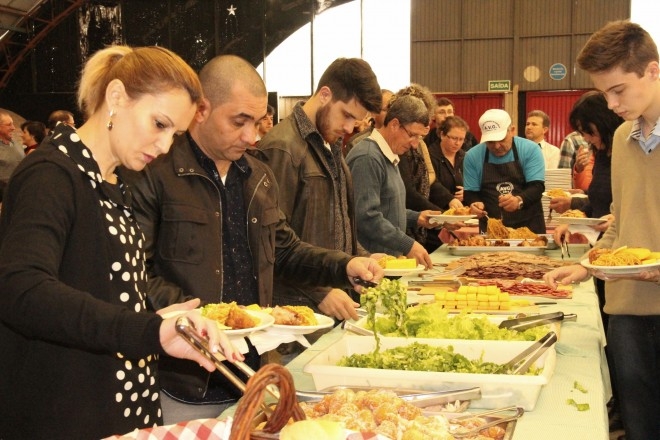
[{"xmin": 250, "ymin": 405, "xmax": 522, "ymax": 439}]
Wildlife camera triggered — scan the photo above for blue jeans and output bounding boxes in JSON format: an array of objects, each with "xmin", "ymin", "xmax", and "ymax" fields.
[{"xmin": 607, "ymin": 315, "xmax": 660, "ymax": 440}]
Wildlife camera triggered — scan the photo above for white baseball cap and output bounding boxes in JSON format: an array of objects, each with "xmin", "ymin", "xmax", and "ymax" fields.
[{"xmin": 479, "ymin": 109, "xmax": 512, "ymax": 142}]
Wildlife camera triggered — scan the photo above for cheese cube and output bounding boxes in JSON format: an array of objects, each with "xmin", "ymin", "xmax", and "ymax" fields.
[{"xmin": 385, "ymin": 258, "xmax": 417, "ymax": 269}]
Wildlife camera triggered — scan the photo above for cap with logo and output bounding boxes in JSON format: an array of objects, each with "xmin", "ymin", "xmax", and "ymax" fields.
[{"xmin": 479, "ymin": 109, "xmax": 512, "ymax": 143}]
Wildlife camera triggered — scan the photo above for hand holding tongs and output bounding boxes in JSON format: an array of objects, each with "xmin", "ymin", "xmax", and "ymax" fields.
[
  {"xmin": 175, "ymin": 316, "xmax": 280, "ymax": 415},
  {"xmin": 499, "ymin": 331, "xmax": 557, "ymax": 375},
  {"xmin": 498, "ymin": 311, "xmax": 577, "ymax": 332}
]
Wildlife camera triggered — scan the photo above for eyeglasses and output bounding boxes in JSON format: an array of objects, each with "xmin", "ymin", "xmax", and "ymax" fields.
[
  {"xmin": 400, "ymin": 125, "xmax": 424, "ymax": 141},
  {"xmin": 444, "ymin": 134, "xmax": 465, "ymax": 143}
]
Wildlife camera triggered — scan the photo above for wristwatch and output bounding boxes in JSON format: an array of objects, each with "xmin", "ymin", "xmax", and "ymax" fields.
[{"xmin": 516, "ymin": 196, "xmax": 524, "ymax": 210}]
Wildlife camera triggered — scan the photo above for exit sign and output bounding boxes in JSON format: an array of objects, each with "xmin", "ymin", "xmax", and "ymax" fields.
[{"xmin": 488, "ymin": 80, "xmax": 511, "ymax": 92}]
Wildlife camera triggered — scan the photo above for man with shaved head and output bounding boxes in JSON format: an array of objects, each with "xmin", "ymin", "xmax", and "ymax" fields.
[{"xmin": 123, "ymin": 54, "xmax": 382, "ymax": 423}]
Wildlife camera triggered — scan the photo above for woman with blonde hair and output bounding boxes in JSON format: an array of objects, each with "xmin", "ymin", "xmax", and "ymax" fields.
[{"xmin": 0, "ymin": 46, "xmax": 243, "ymax": 439}]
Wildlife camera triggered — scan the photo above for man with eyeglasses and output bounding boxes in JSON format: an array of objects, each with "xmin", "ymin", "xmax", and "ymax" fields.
[
  {"xmin": 346, "ymin": 94, "xmax": 438, "ymax": 267},
  {"xmin": 463, "ymin": 109, "xmax": 546, "ymax": 233},
  {"xmin": 0, "ymin": 111, "xmax": 26, "ymax": 201}
]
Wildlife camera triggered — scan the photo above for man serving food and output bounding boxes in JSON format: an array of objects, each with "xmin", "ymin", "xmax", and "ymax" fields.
[{"xmin": 463, "ymin": 109, "xmax": 546, "ymax": 234}]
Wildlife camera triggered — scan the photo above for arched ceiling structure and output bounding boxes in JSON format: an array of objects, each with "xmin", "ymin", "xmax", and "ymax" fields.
[{"xmin": 0, "ymin": 0, "xmax": 85, "ymax": 89}]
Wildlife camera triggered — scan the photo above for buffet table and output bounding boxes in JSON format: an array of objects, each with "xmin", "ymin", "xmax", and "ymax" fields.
[{"xmin": 285, "ymin": 246, "xmax": 612, "ymax": 439}]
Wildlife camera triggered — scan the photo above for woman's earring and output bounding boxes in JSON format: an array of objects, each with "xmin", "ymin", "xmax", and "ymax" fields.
[{"xmin": 107, "ymin": 109, "xmax": 115, "ymax": 131}]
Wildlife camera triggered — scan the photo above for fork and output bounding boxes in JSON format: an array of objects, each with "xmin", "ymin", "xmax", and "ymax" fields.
[{"xmin": 546, "ymin": 208, "xmax": 553, "ymax": 223}]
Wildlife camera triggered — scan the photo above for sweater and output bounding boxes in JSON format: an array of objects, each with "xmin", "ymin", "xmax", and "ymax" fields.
[
  {"xmin": 346, "ymin": 132, "xmax": 417, "ymax": 255},
  {"xmin": 597, "ymin": 121, "xmax": 660, "ymax": 315}
]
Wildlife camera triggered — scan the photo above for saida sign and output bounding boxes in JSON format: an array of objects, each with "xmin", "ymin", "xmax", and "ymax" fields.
[{"xmin": 488, "ymin": 80, "xmax": 511, "ymax": 92}]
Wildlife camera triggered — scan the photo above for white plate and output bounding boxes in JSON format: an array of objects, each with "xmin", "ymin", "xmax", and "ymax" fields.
[
  {"xmin": 464, "ymin": 218, "xmax": 480, "ymax": 226},
  {"xmin": 270, "ymin": 313, "xmax": 335, "ymax": 335},
  {"xmin": 542, "ymin": 191, "xmax": 570, "ymax": 199},
  {"xmin": 162, "ymin": 309, "xmax": 274, "ymax": 336},
  {"xmin": 571, "ymin": 193, "xmax": 589, "ymax": 199},
  {"xmin": 581, "ymin": 258, "xmax": 660, "ymax": 275},
  {"xmin": 429, "ymin": 214, "xmax": 477, "ymax": 225},
  {"xmin": 383, "ymin": 265, "xmax": 425, "ymax": 276},
  {"xmin": 556, "ymin": 217, "xmax": 607, "ymax": 226}
]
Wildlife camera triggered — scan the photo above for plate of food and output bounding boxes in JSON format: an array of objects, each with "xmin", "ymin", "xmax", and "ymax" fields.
[
  {"xmin": 269, "ymin": 310, "xmax": 335, "ymax": 335},
  {"xmin": 542, "ymin": 189, "xmax": 571, "ymax": 198},
  {"xmin": 557, "ymin": 217, "xmax": 607, "ymax": 226},
  {"xmin": 429, "ymin": 214, "xmax": 477, "ymax": 225},
  {"xmin": 383, "ymin": 265, "xmax": 426, "ymax": 277},
  {"xmin": 185, "ymin": 302, "xmax": 276, "ymax": 336},
  {"xmin": 581, "ymin": 247, "xmax": 660, "ymax": 275},
  {"xmin": 581, "ymin": 258, "xmax": 660, "ymax": 275}
]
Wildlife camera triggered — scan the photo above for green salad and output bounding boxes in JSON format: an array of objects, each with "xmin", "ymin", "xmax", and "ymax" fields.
[
  {"xmin": 338, "ymin": 341, "xmax": 540, "ymax": 375},
  {"xmin": 360, "ymin": 278, "xmax": 408, "ymax": 350},
  {"xmin": 369, "ymin": 304, "xmax": 549, "ymax": 341}
]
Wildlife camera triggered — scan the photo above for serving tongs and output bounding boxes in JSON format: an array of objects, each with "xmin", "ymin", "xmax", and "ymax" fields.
[
  {"xmin": 447, "ymin": 406, "xmax": 525, "ymax": 438},
  {"xmin": 499, "ymin": 331, "xmax": 557, "ymax": 375},
  {"xmin": 559, "ymin": 235, "xmax": 571, "ymax": 260},
  {"xmin": 341, "ymin": 319, "xmax": 374, "ymax": 336},
  {"xmin": 498, "ymin": 311, "xmax": 577, "ymax": 332},
  {"xmin": 311, "ymin": 385, "xmax": 482, "ymax": 408},
  {"xmin": 175, "ymin": 316, "xmax": 282, "ymax": 416}
]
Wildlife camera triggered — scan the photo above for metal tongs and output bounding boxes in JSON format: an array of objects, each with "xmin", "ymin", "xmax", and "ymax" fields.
[
  {"xmin": 559, "ymin": 235, "xmax": 571, "ymax": 260},
  {"xmin": 175, "ymin": 316, "xmax": 280, "ymax": 415},
  {"xmin": 499, "ymin": 331, "xmax": 557, "ymax": 375},
  {"xmin": 498, "ymin": 311, "xmax": 577, "ymax": 332},
  {"xmin": 448, "ymin": 406, "xmax": 525, "ymax": 438}
]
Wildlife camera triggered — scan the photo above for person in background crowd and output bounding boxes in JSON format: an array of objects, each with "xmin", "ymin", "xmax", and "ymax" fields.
[
  {"xmin": 20, "ymin": 120, "xmax": 47, "ymax": 154},
  {"xmin": 394, "ymin": 83, "xmax": 444, "ymax": 252},
  {"xmin": 428, "ymin": 115, "xmax": 468, "ymax": 211},
  {"xmin": 255, "ymin": 104, "xmax": 274, "ymax": 144},
  {"xmin": 347, "ymin": 94, "xmax": 439, "ymax": 268},
  {"xmin": 345, "ymin": 88, "xmax": 393, "ymax": 156},
  {"xmin": 258, "ymin": 57, "xmax": 383, "ymax": 323},
  {"xmin": 464, "ymin": 109, "xmax": 546, "ymax": 233},
  {"xmin": 47, "ymin": 109, "xmax": 75, "ymax": 132},
  {"xmin": 125, "ymin": 54, "xmax": 383, "ymax": 424},
  {"xmin": 424, "ymin": 97, "xmax": 478, "ymax": 152},
  {"xmin": 525, "ymin": 109, "xmax": 560, "ymax": 169},
  {"xmin": 558, "ymin": 130, "xmax": 593, "ymax": 190},
  {"xmin": 0, "ymin": 111, "xmax": 25, "ymax": 200},
  {"xmin": 0, "ymin": 45, "xmax": 243, "ymax": 440},
  {"xmin": 543, "ymin": 20, "xmax": 660, "ymax": 440}
]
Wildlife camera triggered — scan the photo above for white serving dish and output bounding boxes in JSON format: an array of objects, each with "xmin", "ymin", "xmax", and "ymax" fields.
[
  {"xmin": 304, "ymin": 335, "xmax": 555, "ymax": 411},
  {"xmin": 447, "ymin": 244, "xmax": 546, "ymax": 256}
]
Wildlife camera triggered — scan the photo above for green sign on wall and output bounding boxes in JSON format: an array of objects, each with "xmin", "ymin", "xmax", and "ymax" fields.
[{"xmin": 488, "ymin": 80, "xmax": 511, "ymax": 92}]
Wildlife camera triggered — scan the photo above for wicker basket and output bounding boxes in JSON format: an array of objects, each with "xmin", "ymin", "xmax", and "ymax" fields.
[{"xmin": 229, "ymin": 364, "xmax": 306, "ymax": 440}]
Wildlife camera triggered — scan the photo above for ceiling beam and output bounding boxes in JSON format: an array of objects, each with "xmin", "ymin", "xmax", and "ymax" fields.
[{"xmin": 0, "ymin": 0, "xmax": 86, "ymax": 89}]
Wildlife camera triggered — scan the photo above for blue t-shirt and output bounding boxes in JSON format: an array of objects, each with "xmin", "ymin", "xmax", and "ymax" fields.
[{"xmin": 463, "ymin": 136, "xmax": 546, "ymax": 191}]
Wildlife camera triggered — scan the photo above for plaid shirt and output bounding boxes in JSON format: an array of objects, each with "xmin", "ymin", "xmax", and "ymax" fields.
[{"xmin": 558, "ymin": 131, "xmax": 589, "ymax": 168}]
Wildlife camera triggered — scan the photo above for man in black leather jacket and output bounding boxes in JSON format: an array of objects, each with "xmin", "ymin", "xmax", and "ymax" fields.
[
  {"xmin": 258, "ymin": 58, "xmax": 383, "ymax": 322},
  {"xmin": 123, "ymin": 55, "xmax": 382, "ymax": 424}
]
